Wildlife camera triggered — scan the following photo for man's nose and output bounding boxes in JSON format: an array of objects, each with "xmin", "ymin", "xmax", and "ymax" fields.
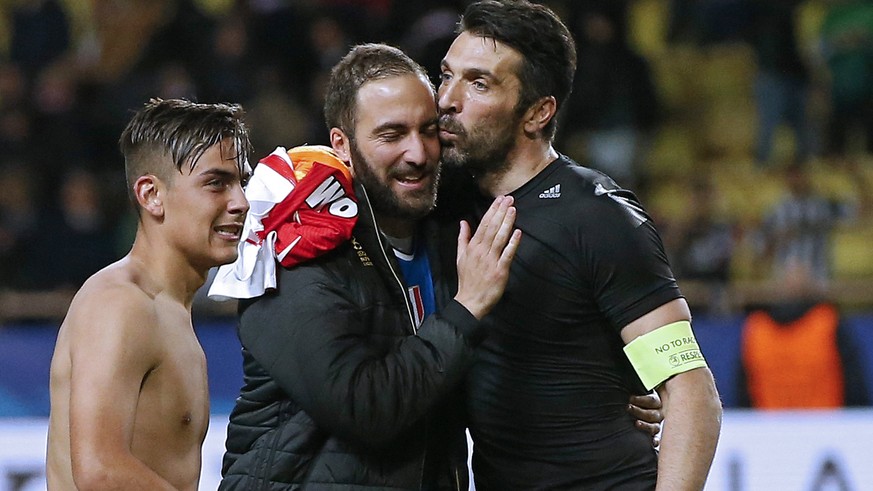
[
  {"xmin": 404, "ymin": 133, "xmax": 429, "ymax": 166},
  {"xmin": 438, "ymin": 79, "xmax": 460, "ymax": 114},
  {"xmin": 229, "ymin": 183, "xmax": 249, "ymax": 215}
]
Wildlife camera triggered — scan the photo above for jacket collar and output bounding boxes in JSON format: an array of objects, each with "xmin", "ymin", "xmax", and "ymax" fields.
[
  {"xmin": 351, "ymin": 182, "xmax": 455, "ymax": 309},
  {"xmin": 352, "ymin": 182, "xmax": 392, "ymax": 259}
]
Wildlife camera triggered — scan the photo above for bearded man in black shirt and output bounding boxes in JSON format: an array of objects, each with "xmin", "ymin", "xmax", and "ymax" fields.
[{"xmin": 437, "ymin": 1, "xmax": 722, "ymax": 489}]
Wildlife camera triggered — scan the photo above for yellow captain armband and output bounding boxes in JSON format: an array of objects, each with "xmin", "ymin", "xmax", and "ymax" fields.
[{"xmin": 623, "ymin": 320, "xmax": 708, "ymax": 390}]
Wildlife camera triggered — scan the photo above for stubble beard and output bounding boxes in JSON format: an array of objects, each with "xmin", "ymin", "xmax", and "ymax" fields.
[
  {"xmin": 350, "ymin": 143, "xmax": 439, "ymax": 222},
  {"xmin": 439, "ymin": 113, "xmax": 516, "ymax": 177}
]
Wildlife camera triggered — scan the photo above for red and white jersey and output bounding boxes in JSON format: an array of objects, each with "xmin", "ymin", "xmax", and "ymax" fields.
[
  {"xmin": 209, "ymin": 145, "xmax": 358, "ymax": 300},
  {"xmin": 256, "ymin": 145, "xmax": 358, "ymax": 267}
]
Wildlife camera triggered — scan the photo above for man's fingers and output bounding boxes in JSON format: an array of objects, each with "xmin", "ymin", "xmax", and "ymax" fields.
[
  {"xmin": 458, "ymin": 220, "xmax": 472, "ymax": 249},
  {"xmin": 498, "ymin": 229, "xmax": 522, "ymax": 266},
  {"xmin": 488, "ymin": 206, "xmax": 517, "ymax": 252},
  {"xmin": 475, "ymin": 196, "xmax": 505, "ymax": 234},
  {"xmin": 475, "ymin": 196, "xmax": 516, "ymax": 248},
  {"xmin": 471, "ymin": 196, "xmax": 513, "ymax": 247},
  {"xmin": 635, "ymin": 420, "xmax": 662, "ymax": 437},
  {"xmin": 628, "ymin": 399, "xmax": 662, "ymax": 449},
  {"xmin": 627, "ymin": 404, "xmax": 663, "ymax": 426},
  {"xmin": 628, "ymin": 392, "xmax": 662, "ymax": 411},
  {"xmin": 454, "ymin": 196, "xmax": 520, "ymax": 319}
]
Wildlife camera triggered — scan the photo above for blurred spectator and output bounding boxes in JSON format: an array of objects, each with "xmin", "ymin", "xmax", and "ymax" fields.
[
  {"xmin": 238, "ymin": 0, "xmax": 315, "ymax": 102},
  {"xmin": 668, "ymin": 0, "xmax": 753, "ymax": 46},
  {"xmin": 665, "ymin": 177, "xmax": 735, "ymax": 313},
  {"xmin": 1, "ymin": 0, "xmax": 873, "ymax": 320},
  {"xmin": 243, "ymin": 64, "xmax": 312, "ymax": 158},
  {"xmin": 73, "ymin": 0, "xmax": 167, "ymax": 84},
  {"xmin": 0, "ymin": 102, "xmax": 32, "ymax": 163},
  {"xmin": 71, "ymin": 0, "xmax": 171, "ymax": 169},
  {"xmin": 9, "ymin": 0, "xmax": 70, "ymax": 80},
  {"xmin": 0, "ymin": 163, "xmax": 39, "ymax": 290},
  {"xmin": 29, "ymin": 61, "xmax": 90, "ymax": 196},
  {"xmin": 308, "ymin": 13, "xmax": 352, "ymax": 73},
  {"xmin": 201, "ymin": 14, "xmax": 256, "ymax": 104},
  {"xmin": 116, "ymin": 0, "xmax": 215, "ymax": 107},
  {"xmin": 0, "ymin": 62, "xmax": 32, "ymax": 163},
  {"xmin": 0, "ymin": 62, "xmax": 27, "ymax": 110},
  {"xmin": 154, "ymin": 61, "xmax": 199, "ymax": 101},
  {"xmin": 559, "ymin": 5, "xmax": 659, "ymax": 189},
  {"xmin": 759, "ymin": 164, "xmax": 854, "ymax": 282},
  {"xmin": 315, "ymin": 0, "xmax": 391, "ymax": 42},
  {"xmin": 749, "ymin": 0, "xmax": 815, "ymax": 165},
  {"xmin": 738, "ymin": 260, "xmax": 871, "ymax": 408},
  {"xmin": 398, "ymin": 1, "xmax": 466, "ymax": 81},
  {"xmin": 24, "ymin": 168, "xmax": 119, "ymax": 290},
  {"xmin": 133, "ymin": 0, "xmax": 215, "ymax": 82},
  {"xmin": 818, "ymin": 0, "xmax": 873, "ymax": 157},
  {"xmin": 294, "ymin": 12, "xmax": 354, "ymax": 146}
]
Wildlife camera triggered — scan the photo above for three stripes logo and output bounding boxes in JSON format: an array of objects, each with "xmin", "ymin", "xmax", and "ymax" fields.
[{"xmin": 539, "ymin": 184, "xmax": 561, "ymax": 199}]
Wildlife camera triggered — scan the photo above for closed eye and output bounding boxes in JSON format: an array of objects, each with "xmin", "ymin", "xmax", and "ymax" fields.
[{"xmin": 378, "ymin": 132, "xmax": 402, "ymax": 142}]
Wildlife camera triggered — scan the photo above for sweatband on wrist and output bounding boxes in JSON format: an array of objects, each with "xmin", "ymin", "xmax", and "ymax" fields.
[{"xmin": 623, "ymin": 320, "xmax": 708, "ymax": 390}]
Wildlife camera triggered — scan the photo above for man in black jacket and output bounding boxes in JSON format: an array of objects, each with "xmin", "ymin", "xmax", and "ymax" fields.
[{"xmin": 218, "ymin": 43, "xmax": 521, "ymax": 490}]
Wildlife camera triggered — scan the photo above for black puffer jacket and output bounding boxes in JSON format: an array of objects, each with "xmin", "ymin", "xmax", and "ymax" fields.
[{"xmin": 220, "ymin": 184, "xmax": 478, "ymax": 490}]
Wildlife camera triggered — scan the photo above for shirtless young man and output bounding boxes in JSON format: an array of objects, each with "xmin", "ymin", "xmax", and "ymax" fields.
[{"xmin": 46, "ymin": 98, "xmax": 251, "ymax": 491}]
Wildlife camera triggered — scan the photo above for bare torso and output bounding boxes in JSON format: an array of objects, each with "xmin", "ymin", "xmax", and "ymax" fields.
[{"xmin": 46, "ymin": 260, "xmax": 210, "ymax": 490}]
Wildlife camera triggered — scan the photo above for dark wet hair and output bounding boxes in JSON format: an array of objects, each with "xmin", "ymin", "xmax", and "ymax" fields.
[{"xmin": 119, "ymin": 98, "xmax": 251, "ymax": 207}]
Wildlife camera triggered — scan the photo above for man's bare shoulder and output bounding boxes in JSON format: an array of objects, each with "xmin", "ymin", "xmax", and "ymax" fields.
[{"xmin": 61, "ymin": 258, "xmax": 160, "ymax": 341}]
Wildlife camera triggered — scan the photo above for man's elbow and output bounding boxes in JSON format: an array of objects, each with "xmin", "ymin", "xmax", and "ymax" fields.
[
  {"xmin": 71, "ymin": 456, "xmax": 116, "ymax": 491},
  {"xmin": 72, "ymin": 449, "xmax": 153, "ymax": 491},
  {"xmin": 697, "ymin": 368, "xmax": 724, "ymax": 426},
  {"xmin": 663, "ymin": 368, "xmax": 724, "ymax": 422}
]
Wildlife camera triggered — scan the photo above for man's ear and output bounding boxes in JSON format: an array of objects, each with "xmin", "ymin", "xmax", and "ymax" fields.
[
  {"xmin": 134, "ymin": 174, "xmax": 164, "ymax": 218},
  {"xmin": 523, "ymin": 96, "xmax": 557, "ymax": 135},
  {"xmin": 330, "ymin": 127, "xmax": 354, "ymax": 173}
]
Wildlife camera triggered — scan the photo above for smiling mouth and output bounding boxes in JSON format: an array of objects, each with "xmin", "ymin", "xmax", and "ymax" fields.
[
  {"xmin": 394, "ymin": 173, "xmax": 431, "ymax": 187},
  {"xmin": 214, "ymin": 224, "xmax": 243, "ymax": 241}
]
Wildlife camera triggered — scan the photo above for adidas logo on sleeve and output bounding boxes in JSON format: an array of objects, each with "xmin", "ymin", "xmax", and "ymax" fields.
[{"xmin": 539, "ymin": 184, "xmax": 561, "ymax": 199}]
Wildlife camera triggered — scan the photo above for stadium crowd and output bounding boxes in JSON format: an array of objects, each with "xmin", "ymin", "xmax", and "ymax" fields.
[{"xmin": 1, "ymin": 0, "xmax": 873, "ymax": 319}]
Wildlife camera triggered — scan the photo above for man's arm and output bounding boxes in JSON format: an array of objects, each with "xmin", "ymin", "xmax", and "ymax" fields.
[
  {"xmin": 66, "ymin": 286, "xmax": 177, "ymax": 490},
  {"xmin": 239, "ymin": 197, "xmax": 519, "ymax": 447},
  {"xmin": 622, "ymin": 298, "xmax": 723, "ymax": 491}
]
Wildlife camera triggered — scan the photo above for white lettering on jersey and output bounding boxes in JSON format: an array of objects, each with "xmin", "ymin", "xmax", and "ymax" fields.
[{"xmin": 305, "ymin": 175, "xmax": 359, "ymax": 217}]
